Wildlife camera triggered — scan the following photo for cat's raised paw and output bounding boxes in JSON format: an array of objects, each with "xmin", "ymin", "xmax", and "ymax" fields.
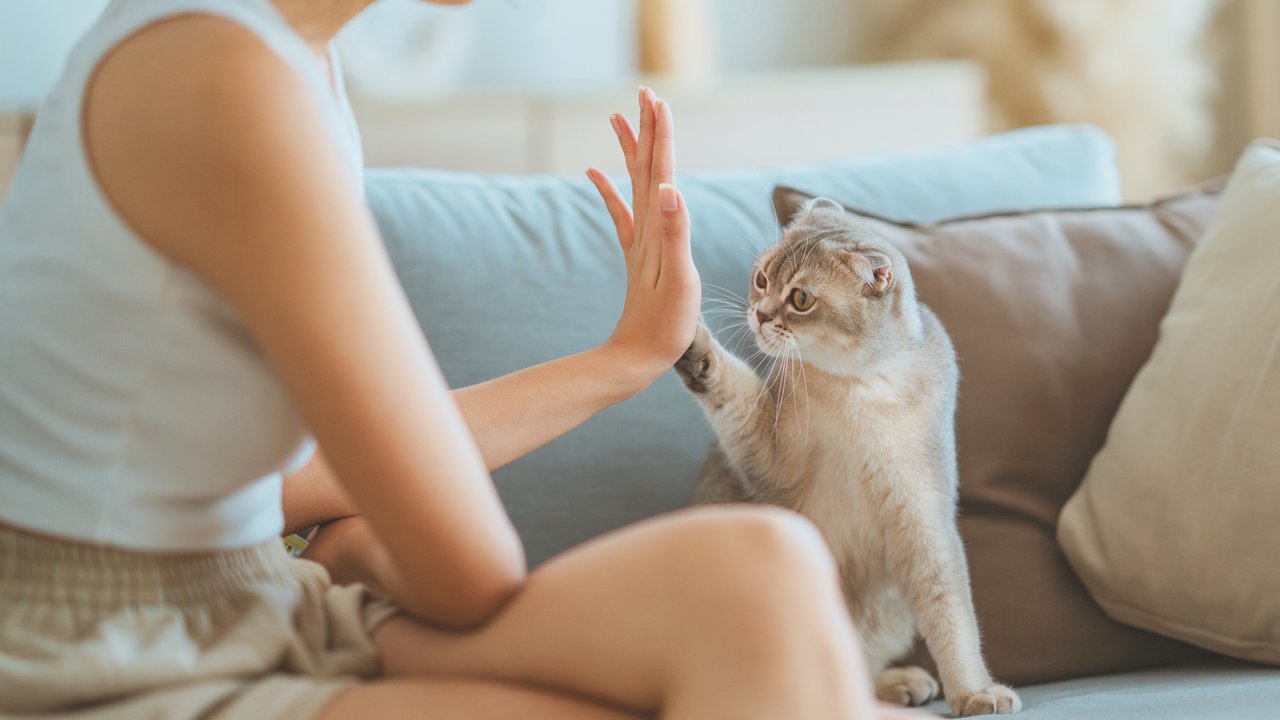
[
  {"xmin": 674, "ymin": 322, "xmax": 716, "ymax": 393},
  {"xmin": 951, "ymin": 683, "xmax": 1021, "ymax": 716},
  {"xmin": 875, "ymin": 666, "xmax": 939, "ymax": 707}
]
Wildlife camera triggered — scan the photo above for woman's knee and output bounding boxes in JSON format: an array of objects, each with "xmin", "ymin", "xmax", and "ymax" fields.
[{"xmin": 660, "ymin": 505, "xmax": 842, "ymax": 609}]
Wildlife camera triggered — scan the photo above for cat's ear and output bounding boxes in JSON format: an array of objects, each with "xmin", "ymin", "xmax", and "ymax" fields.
[
  {"xmin": 803, "ymin": 197, "xmax": 845, "ymax": 215},
  {"xmin": 847, "ymin": 251, "xmax": 894, "ymax": 297}
]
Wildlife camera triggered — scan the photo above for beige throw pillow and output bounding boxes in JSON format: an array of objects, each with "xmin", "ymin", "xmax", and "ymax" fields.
[
  {"xmin": 1058, "ymin": 140, "xmax": 1280, "ymax": 665},
  {"xmin": 772, "ymin": 183, "xmax": 1224, "ymax": 685}
]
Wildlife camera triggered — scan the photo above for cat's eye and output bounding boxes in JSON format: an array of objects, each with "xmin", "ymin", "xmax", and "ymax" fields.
[
  {"xmin": 790, "ymin": 288, "xmax": 816, "ymax": 311},
  {"xmin": 754, "ymin": 270, "xmax": 768, "ymax": 289}
]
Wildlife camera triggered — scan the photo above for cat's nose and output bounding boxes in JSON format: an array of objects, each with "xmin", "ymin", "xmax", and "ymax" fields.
[{"xmin": 755, "ymin": 310, "xmax": 771, "ymax": 325}]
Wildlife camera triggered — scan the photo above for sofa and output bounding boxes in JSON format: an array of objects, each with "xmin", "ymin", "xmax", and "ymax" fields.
[{"xmin": 362, "ymin": 125, "xmax": 1280, "ymax": 718}]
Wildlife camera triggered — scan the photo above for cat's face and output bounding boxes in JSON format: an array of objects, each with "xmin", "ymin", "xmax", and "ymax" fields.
[{"xmin": 747, "ymin": 200, "xmax": 902, "ymax": 374}]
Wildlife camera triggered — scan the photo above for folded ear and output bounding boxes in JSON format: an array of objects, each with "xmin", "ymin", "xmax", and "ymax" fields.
[
  {"xmin": 846, "ymin": 251, "xmax": 894, "ymax": 297},
  {"xmin": 803, "ymin": 197, "xmax": 845, "ymax": 215}
]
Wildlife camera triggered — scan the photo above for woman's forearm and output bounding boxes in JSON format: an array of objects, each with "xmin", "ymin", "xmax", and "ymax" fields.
[
  {"xmin": 282, "ymin": 449, "xmax": 356, "ymax": 535},
  {"xmin": 303, "ymin": 514, "xmax": 411, "ymax": 603},
  {"xmin": 282, "ymin": 343, "xmax": 656, "ymax": 531},
  {"xmin": 453, "ymin": 343, "xmax": 654, "ymax": 471}
]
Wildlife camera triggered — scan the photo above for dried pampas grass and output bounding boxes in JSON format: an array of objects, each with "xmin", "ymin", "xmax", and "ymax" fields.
[{"xmin": 857, "ymin": 0, "xmax": 1223, "ymax": 197}]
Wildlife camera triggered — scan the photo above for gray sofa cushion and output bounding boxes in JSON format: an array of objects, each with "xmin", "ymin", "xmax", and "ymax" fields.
[{"xmin": 366, "ymin": 124, "xmax": 1121, "ymax": 565}]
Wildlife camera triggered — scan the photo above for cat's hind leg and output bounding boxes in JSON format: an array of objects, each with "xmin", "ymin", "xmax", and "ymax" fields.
[
  {"xmin": 850, "ymin": 585, "xmax": 935, "ymax": 707},
  {"xmin": 875, "ymin": 666, "xmax": 940, "ymax": 707}
]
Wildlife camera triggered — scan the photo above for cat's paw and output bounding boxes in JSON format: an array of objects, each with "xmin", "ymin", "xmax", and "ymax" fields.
[
  {"xmin": 950, "ymin": 683, "xmax": 1021, "ymax": 716},
  {"xmin": 674, "ymin": 321, "xmax": 716, "ymax": 394},
  {"xmin": 875, "ymin": 666, "xmax": 939, "ymax": 707}
]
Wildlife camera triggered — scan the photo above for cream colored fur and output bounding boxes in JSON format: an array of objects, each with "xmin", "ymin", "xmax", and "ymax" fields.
[{"xmin": 676, "ymin": 200, "xmax": 1019, "ymax": 715}]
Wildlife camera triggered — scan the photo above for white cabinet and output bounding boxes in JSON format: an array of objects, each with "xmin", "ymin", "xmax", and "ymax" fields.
[
  {"xmin": 352, "ymin": 61, "xmax": 986, "ymax": 174},
  {"xmin": 0, "ymin": 61, "xmax": 985, "ymax": 206}
]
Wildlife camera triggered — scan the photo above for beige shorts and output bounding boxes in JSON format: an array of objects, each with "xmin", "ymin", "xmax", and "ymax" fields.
[{"xmin": 0, "ymin": 524, "xmax": 402, "ymax": 719}]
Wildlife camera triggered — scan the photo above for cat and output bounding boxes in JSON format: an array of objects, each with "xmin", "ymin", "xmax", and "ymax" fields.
[{"xmin": 674, "ymin": 198, "xmax": 1020, "ymax": 716}]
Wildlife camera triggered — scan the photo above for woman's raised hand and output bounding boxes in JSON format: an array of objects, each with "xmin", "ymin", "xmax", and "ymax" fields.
[{"xmin": 587, "ymin": 88, "xmax": 701, "ymax": 393}]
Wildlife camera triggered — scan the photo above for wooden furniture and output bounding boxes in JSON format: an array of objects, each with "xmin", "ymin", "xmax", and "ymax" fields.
[{"xmin": 0, "ymin": 112, "xmax": 31, "ymax": 205}]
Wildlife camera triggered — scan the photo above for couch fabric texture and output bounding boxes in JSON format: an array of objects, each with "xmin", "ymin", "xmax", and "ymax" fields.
[
  {"xmin": 771, "ymin": 182, "xmax": 1223, "ymax": 685},
  {"xmin": 1058, "ymin": 140, "xmax": 1280, "ymax": 666},
  {"xmin": 921, "ymin": 660, "xmax": 1279, "ymax": 719}
]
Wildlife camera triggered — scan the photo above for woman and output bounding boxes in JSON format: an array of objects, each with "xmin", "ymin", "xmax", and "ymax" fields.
[{"xmin": 0, "ymin": 0, "xmax": 916, "ymax": 717}]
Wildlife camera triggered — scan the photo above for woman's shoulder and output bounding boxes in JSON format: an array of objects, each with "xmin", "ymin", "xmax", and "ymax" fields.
[{"xmin": 83, "ymin": 15, "xmax": 338, "ymax": 267}]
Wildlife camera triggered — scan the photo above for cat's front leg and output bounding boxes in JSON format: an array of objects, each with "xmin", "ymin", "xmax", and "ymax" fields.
[
  {"xmin": 675, "ymin": 321, "xmax": 778, "ymax": 477},
  {"xmin": 886, "ymin": 503, "xmax": 1021, "ymax": 716},
  {"xmin": 674, "ymin": 320, "xmax": 765, "ymax": 412}
]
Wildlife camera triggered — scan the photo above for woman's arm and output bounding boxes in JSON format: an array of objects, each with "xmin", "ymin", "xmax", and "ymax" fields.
[
  {"xmin": 461, "ymin": 94, "xmax": 700, "ymax": 469},
  {"xmin": 284, "ymin": 92, "xmax": 700, "ymax": 534},
  {"xmin": 282, "ymin": 346, "xmax": 644, "ymax": 534},
  {"xmin": 85, "ymin": 17, "xmax": 524, "ymax": 628}
]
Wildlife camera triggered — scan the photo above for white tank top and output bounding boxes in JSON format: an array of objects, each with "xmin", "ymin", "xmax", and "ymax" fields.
[{"xmin": 0, "ymin": 0, "xmax": 364, "ymax": 550}]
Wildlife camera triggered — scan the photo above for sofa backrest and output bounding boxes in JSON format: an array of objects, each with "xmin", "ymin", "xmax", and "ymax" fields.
[{"xmin": 366, "ymin": 124, "xmax": 1121, "ymax": 565}]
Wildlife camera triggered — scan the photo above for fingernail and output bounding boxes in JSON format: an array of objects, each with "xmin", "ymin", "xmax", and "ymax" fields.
[
  {"xmin": 609, "ymin": 113, "xmax": 619, "ymax": 130},
  {"xmin": 660, "ymin": 183, "xmax": 678, "ymax": 212}
]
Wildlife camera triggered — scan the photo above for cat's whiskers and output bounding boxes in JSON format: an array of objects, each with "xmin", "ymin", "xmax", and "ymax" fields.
[
  {"xmin": 751, "ymin": 347, "xmax": 785, "ymax": 413},
  {"xmin": 701, "ymin": 282, "xmax": 749, "ymax": 305},
  {"xmin": 700, "ymin": 303, "xmax": 745, "ymax": 316},
  {"xmin": 772, "ymin": 350, "xmax": 790, "ymax": 442},
  {"xmin": 737, "ymin": 332, "xmax": 769, "ymax": 360},
  {"xmin": 701, "ymin": 291, "xmax": 745, "ymax": 305},
  {"xmin": 779, "ymin": 342, "xmax": 798, "ymax": 442},
  {"xmin": 792, "ymin": 342, "xmax": 812, "ymax": 448},
  {"xmin": 725, "ymin": 331, "xmax": 752, "ymax": 358},
  {"xmin": 702, "ymin": 302, "xmax": 745, "ymax": 315}
]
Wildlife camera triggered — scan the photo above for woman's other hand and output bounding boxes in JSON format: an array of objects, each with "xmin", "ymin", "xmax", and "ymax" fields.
[{"xmin": 587, "ymin": 88, "xmax": 701, "ymax": 395}]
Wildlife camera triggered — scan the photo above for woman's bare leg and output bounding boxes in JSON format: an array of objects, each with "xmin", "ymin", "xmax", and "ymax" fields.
[
  {"xmin": 319, "ymin": 678, "xmax": 645, "ymax": 719},
  {"xmin": 370, "ymin": 506, "xmax": 879, "ymax": 719}
]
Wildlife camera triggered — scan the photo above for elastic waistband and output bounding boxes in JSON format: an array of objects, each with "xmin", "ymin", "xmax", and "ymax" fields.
[{"xmin": 0, "ymin": 523, "xmax": 297, "ymax": 608}]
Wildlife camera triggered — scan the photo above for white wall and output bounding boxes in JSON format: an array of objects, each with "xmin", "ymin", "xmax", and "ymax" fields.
[
  {"xmin": 339, "ymin": 0, "xmax": 862, "ymax": 96},
  {"xmin": 0, "ymin": 1, "xmax": 110, "ymax": 108},
  {"xmin": 712, "ymin": 0, "xmax": 860, "ymax": 72},
  {"xmin": 0, "ymin": 0, "xmax": 865, "ymax": 106},
  {"xmin": 338, "ymin": 0, "xmax": 639, "ymax": 96}
]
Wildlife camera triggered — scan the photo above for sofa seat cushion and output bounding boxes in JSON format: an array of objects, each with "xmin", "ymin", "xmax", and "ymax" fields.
[{"xmin": 924, "ymin": 660, "xmax": 1280, "ymax": 719}]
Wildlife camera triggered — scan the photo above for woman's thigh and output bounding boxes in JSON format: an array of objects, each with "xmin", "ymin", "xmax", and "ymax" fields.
[
  {"xmin": 372, "ymin": 504, "xmax": 851, "ymax": 713},
  {"xmin": 317, "ymin": 678, "xmax": 644, "ymax": 720}
]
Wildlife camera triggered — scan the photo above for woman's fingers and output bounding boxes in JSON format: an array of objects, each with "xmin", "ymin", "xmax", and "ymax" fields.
[
  {"xmin": 586, "ymin": 168, "xmax": 634, "ymax": 251},
  {"xmin": 633, "ymin": 87, "xmax": 656, "ymax": 236},
  {"xmin": 650, "ymin": 100, "xmax": 676, "ymax": 195},
  {"xmin": 609, "ymin": 113, "xmax": 638, "ymax": 189},
  {"xmin": 656, "ymin": 183, "xmax": 694, "ymax": 287}
]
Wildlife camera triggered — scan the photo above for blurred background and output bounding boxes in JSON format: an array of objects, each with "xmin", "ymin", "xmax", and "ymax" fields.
[{"xmin": 1, "ymin": 0, "xmax": 1277, "ymax": 201}]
